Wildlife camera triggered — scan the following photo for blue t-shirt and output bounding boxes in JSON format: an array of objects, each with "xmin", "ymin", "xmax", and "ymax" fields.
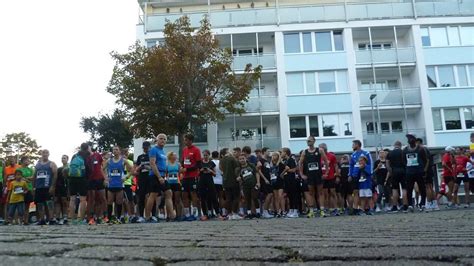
[
  {"xmin": 349, "ymin": 150, "xmax": 372, "ymax": 177},
  {"xmin": 149, "ymin": 146, "xmax": 166, "ymax": 176},
  {"xmin": 357, "ymin": 169, "xmax": 372, "ymax": 190}
]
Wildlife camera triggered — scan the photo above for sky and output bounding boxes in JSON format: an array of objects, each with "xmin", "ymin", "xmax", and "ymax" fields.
[{"xmin": 0, "ymin": 0, "xmax": 139, "ymax": 162}]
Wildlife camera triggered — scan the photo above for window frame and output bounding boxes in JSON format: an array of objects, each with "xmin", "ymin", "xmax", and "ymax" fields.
[
  {"xmin": 286, "ymin": 70, "xmax": 349, "ymax": 95},
  {"xmin": 284, "ymin": 30, "xmax": 344, "ymax": 54},
  {"xmin": 432, "ymin": 107, "xmax": 473, "ymax": 132},
  {"xmin": 288, "ymin": 114, "xmax": 353, "ymax": 139},
  {"xmin": 427, "ymin": 65, "xmax": 474, "ymax": 89}
]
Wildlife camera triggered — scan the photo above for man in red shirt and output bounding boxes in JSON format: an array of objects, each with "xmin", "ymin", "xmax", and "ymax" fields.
[
  {"xmin": 319, "ymin": 143, "xmax": 339, "ymax": 216},
  {"xmin": 454, "ymin": 147, "xmax": 470, "ymax": 208},
  {"xmin": 442, "ymin": 146, "xmax": 456, "ymax": 207},
  {"xmin": 86, "ymin": 146, "xmax": 105, "ymax": 225},
  {"xmin": 181, "ymin": 133, "xmax": 202, "ymax": 221}
]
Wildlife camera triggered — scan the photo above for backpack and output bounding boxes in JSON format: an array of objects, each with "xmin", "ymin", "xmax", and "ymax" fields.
[{"xmin": 68, "ymin": 154, "xmax": 85, "ymax": 178}]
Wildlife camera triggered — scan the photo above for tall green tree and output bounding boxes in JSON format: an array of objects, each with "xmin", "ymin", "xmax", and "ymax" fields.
[
  {"xmin": 107, "ymin": 16, "xmax": 261, "ymax": 152},
  {"xmin": 80, "ymin": 109, "xmax": 134, "ymax": 152},
  {"xmin": 0, "ymin": 132, "xmax": 41, "ymax": 162}
]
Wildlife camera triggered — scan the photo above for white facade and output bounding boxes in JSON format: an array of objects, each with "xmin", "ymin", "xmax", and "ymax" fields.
[{"xmin": 134, "ymin": 0, "xmax": 474, "ymax": 157}]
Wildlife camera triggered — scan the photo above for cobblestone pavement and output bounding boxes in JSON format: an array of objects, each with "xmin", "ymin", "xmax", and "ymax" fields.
[{"xmin": 0, "ymin": 209, "xmax": 473, "ymax": 265}]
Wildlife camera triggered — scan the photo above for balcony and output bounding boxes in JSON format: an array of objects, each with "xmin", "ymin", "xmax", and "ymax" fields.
[
  {"xmin": 359, "ymin": 88, "xmax": 422, "ymax": 108},
  {"xmin": 217, "ymin": 136, "xmax": 281, "ymax": 150},
  {"xmin": 244, "ymin": 96, "xmax": 279, "ymax": 113},
  {"xmin": 233, "ymin": 54, "xmax": 276, "ymax": 71},
  {"xmin": 363, "ymin": 129, "xmax": 426, "ymax": 148},
  {"xmin": 355, "ymin": 48, "xmax": 416, "ymax": 66}
]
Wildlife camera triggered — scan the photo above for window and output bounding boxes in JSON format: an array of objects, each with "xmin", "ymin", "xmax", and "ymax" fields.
[
  {"xmin": 302, "ymin": 32, "xmax": 312, "ymax": 53},
  {"xmin": 447, "ymin": 27, "xmax": 460, "ymax": 46},
  {"xmin": 430, "ymin": 27, "xmax": 448, "ymax": 46},
  {"xmin": 336, "ymin": 71, "xmax": 348, "ymax": 92},
  {"xmin": 309, "ymin": 116, "xmax": 319, "ymax": 137},
  {"xmin": 191, "ymin": 124, "xmax": 208, "ymax": 143},
  {"xmin": 421, "ymin": 28, "xmax": 431, "ymax": 47},
  {"xmin": 366, "ymin": 121, "xmax": 403, "ymax": 134},
  {"xmin": 284, "ymin": 33, "xmax": 300, "ymax": 53},
  {"xmin": 289, "ymin": 117, "xmax": 306, "ymax": 138},
  {"xmin": 392, "ymin": 121, "xmax": 403, "ymax": 132},
  {"xmin": 232, "ymin": 48, "xmax": 263, "ymax": 56},
  {"xmin": 464, "ymin": 108, "xmax": 474, "ymax": 129},
  {"xmin": 437, "ymin": 66, "xmax": 455, "ymax": 87},
  {"xmin": 358, "ymin": 43, "xmax": 392, "ymax": 50},
  {"xmin": 339, "ymin": 114, "xmax": 353, "ymax": 136},
  {"xmin": 366, "ymin": 122, "xmax": 377, "ymax": 134},
  {"xmin": 286, "ymin": 73, "xmax": 304, "ymax": 94},
  {"xmin": 333, "ymin": 31, "xmax": 344, "ymax": 51},
  {"xmin": 444, "ymin": 109, "xmax": 461, "ymax": 130},
  {"xmin": 321, "ymin": 115, "xmax": 339, "ymax": 136},
  {"xmin": 460, "ymin": 26, "xmax": 474, "ymax": 46},
  {"xmin": 432, "ymin": 110, "xmax": 443, "ymax": 131},
  {"xmin": 381, "ymin": 122, "xmax": 390, "ymax": 133},
  {"xmin": 426, "ymin": 66, "xmax": 437, "ymax": 88},
  {"xmin": 318, "ymin": 71, "xmax": 336, "ymax": 93},
  {"xmin": 146, "ymin": 40, "xmax": 159, "ymax": 48},
  {"xmin": 359, "ymin": 80, "xmax": 398, "ymax": 91},
  {"xmin": 315, "ymin": 32, "xmax": 332, "ymax": 52},
  {"xmin": 166, "ymin": 136, "xmax": 176, "ymax": 145},
  {"xmin": 457, "ymin": 65, "xmax": 469, "ymax": 87},
  {"xmin": 305, "ymin": 72, "xmax": 316, "ymax": 94}
]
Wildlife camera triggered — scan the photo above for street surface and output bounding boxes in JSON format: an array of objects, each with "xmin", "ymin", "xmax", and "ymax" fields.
[{"xmin": 0, "ymin": 209, "xmax": 473, "ymax": 265}]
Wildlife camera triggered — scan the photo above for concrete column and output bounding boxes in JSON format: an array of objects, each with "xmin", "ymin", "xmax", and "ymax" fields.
[{"xmin": 274, "ymin": 31, "xmax": 289, "ymax": 148}]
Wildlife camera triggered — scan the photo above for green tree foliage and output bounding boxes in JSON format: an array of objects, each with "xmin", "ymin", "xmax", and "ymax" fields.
[
  {"xmin": 80, "ymin": 109, "xmax": 134, "ymax": 152},
  {"xmin": 0, "ymin": 132, "xmax": 41, "ymax": 162},
  {"xmin": 107, "ymin": 16, "xmax": 261, "ymax": 151}
]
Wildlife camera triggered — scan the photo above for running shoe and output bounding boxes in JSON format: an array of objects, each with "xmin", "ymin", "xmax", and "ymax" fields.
[
  {"xmin": 88, "ymin": 218, "xmax": 96, "ymax": 225},
  {"xmin": 389, "ymin": 206, "xmax": 399, "ymax": 213},
  {"xmin": 464, "ymin": 203, "xmax": 470, "ymax": 209},
  {"xmin": 262, "ymin": 211, "xmax": 273, "ymax": 219},
  {"xmin": 375, "ymin": 206, "xmax": 381, "ymax": 213},
  {"xmin": 137, "ymin": 216, "xmax": 146, "ymax": 223},
  {"xmin": 36, "ymin": 220, "xmax": 47, "ymax": 226},
  {"xmin": 151, "ymin": 216, "xmax": 159, "ymax": 223},
  {"xmin": 331, "ymin": 209, "xmax": 340, "ymax": 216},
  {"xmin": 319, "ymin": 209, "xmax": 327, "ymax": 218},
  {"xmin": 306, "ymin": 210, "xmax": 314, "ymax": 218},
  {"xmin": 408, "ymin": 206, "xmax": 414, "ymax": 213},
  {"xmin": 48, "ymin": 220, "xmax": 57, "ymax": 225},
  {"xmin": 232, "ymin": 214, "xmax": 243, "ymax": 220},
  {"xmin": 200, "ymin": 215, "xmax": 209, "ymax": 221},
  {"xmin": 102, "ymin": 217, "xmax": 110, "ymax": 224},
  {"xmin": 58, "ymin": 219, "xmax": 64, "ymax": 225}
]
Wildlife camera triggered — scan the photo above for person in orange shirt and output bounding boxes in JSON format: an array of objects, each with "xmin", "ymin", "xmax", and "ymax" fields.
[{"xmin": 2, "ymin": 157, "xmax": 19, "ymax": 221}]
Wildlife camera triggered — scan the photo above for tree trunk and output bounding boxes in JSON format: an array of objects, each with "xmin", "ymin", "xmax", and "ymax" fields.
[{"xmin": 177, "ymin": 132, "xmax": 185, "ymax": 161}]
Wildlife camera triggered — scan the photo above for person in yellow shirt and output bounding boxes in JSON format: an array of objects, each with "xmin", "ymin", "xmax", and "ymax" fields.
[{"xmin": 5, "ymin": 170, "xmax": 29, "ymax": 225}]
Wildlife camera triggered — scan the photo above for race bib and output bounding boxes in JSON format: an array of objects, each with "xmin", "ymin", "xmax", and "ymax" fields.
[
  {"xmin": 14, "ymin": 186, "xmax": 24, "ymax": 194},
  {"xmin": 168, "ymin": 174, "xmax": 178, "ymax": 183},
  {"xmin": 243, "ymin": 170, "xmax": 252, "ymax": 177},
  {"xmin": 406, "ymin": 154, "xmax": 419, "ymax": 167},
  {"xmin": 37, "ymin": 171, "xmax": 49, "ymax": 179},
  {"xmin": 110, "ymin": 169, "xmax": 121, "ymax": 177},
  {"xmin": 265, "ymin": 163, "xmax": 270, "ymax": 169},
  {"xmin": 359, "ymin": 175, "xmax": 367, "ymax": 183},
  {"xmin": 270, "ymin": 173, "xmax": 277, "ymax": 181},
  {"xmin": 457, "ymin": 173, "xmax": 465, "ymax": 178},
  {"xmin": 308, "ymin": 162, "xmax": 319, "ymax": 171},
  {"xmin": 7, "ymin": 175, "xmax": 15, "ymax": 181},
  {"xmin": 380, "ymin": 164, "xmax": 386, "ymax": 169},
  {"xmin": 184, "ymin": 159, "xmax": 191, "ymax": 166}
]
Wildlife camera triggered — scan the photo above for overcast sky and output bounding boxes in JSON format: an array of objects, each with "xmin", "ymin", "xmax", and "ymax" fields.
[{"xmin": 0, "ymin": 0, "xmax": 138, "ymax": 162}]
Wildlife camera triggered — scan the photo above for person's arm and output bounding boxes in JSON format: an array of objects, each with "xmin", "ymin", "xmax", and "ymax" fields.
[
  {"xmin": 422, "ymin": 148, "xmax": 429, "ymax": 175},
  {"xmin": 256, "ymin": 160, "xmax": 269, "ymax": 185},
  {"xmin": 31, "ymin": 168, "xmax": 36, "ymax": 190},
  {"xmin": 385, "ymin": 159, "xmax": 391, "ymax": 185},
  {"xmin": 49, "ymin": 162, "xmax": 58, "ymax": 194},
  {"xmin": 299, "ymin": 152, "xmax": 307, "ymax": 180},
  {"xmin": 320, "ymin": 148, "xmax": 329, "ymax": 177},
  {"xmin": 123, "ymin": 160, "xmax": 133, "ymax": 181},
  {"xmin": 149, "ymin": 157, "xmax": 163, "ymax": 182},
  {"xmin": 349, "ymin": 155, "xmax": 354, "ymax": 179},
  {"xmin": 255, "ymin": 165, "xmax": 260, "ymax": 188},
  {"xmin": 209, "ymin": 162, "xmax": 216, "ymax": 176},
  {"xmin": 287, "ymin": 159, "xmax": 297, "ymax": 173},
  {"xmin": 235, "ymin": 166, "xmax": 242, "ymax": 182},
  {"xmin": 334, "ymin": 160, "xmax": 340, "ymax": 183}
]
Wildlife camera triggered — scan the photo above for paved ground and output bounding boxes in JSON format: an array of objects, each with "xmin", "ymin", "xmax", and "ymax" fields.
[{"xmin": 0, "ymin": 209, "xmax": 473, "ymax": 265}]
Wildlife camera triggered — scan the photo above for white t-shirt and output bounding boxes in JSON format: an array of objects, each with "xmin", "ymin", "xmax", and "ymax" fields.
[
  {"xmin": 212, "ymin": 159, "xmax": 223, "ymax": 185},
  {"xmin": 467, "ymin": 162, "xmax": 474, "ymax": 179}
]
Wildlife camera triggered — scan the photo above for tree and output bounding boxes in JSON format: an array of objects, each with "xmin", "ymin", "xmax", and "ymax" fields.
[
  {"xmin": 0, "ymin": 132, "xmax": 41, "ymax": 162},
  {"xmin": 80, "ymin": 109, "xmax": 134, "ymax": 152},
  {"xmin": 107, "ymin": 16, "xmax": 261, "ymax": 153}
]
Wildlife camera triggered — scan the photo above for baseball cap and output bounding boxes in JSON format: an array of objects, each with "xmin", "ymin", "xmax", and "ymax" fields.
[
  {"xmin": 445, "ymin": 146, "xmax": 455, "ymax": 152},
  {"xmin": 406, "ymin": 132, "xmax": 417, "ymax": 138}
]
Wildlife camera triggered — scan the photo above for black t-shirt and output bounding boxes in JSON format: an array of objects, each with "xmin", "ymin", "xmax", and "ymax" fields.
[
  {"xmin": 200, "ymin": 160, "xmax": 216, "ymax": 179},
  {"xmin": 135, "ymin": 153, "xmax": 150, "ymax": 178},
  {"xmin": 282, "ymin": 157, "xmax": 297, "ymax": 179},
  {"xmin": 387, "ymin": 148, "xmax": 404, "ymax": 170},
  {"xmin": 56, "ymin": 166, "xmax": 66, "ymax": 189},
  {"xmin": 373, "ymin": 159, "xmax": 388, "ymax": 184},
  {"xmin": 339, "ymin": 162, "xmax": 350, "ymax": 181},
  {"xmin": 258, "ymin": 157, "xmax": 271, "ymax": 180},
  {"xmin": 403, "ymin": 146, "xmax": 427, "ymax": 175}
]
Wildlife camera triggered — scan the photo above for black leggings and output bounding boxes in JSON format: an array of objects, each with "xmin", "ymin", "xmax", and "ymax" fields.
[
  {"xmin": 406, "ymin": 174, "xmax": 426, "ymax": 207},
  {"xmin": 243, "ymin": 186, "xmax": 259, "ymax": 213},
  {"xmin": 224, "ymin": 186, "xmax": 240, "ymax": 213},
  {"xmin": 286, "ymin": 177, "xmax": 300, "ymax": 210},
  {"xmin": 198, "ymin": 175, "xmax": 219, "ymax": 215},
  {"xmin": 137, "ymin": 177, "xmax": 147, "ymax": 217}
]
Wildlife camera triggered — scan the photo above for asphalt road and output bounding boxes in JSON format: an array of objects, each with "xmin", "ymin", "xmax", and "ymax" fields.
[{"xmin": 0, "ymin": 209, "xmax": 473, "ymax": 265}]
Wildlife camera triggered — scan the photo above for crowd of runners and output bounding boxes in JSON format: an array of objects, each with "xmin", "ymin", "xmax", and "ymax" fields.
[{"xmin": 0, "ymin": 132, "xmax": 473, "ymax": 225}]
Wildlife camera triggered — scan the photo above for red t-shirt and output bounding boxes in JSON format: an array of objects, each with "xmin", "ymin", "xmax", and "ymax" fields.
[
  {"xmin": 182, "ymin": 145, "xmax": 202, "ymax": 179},
  {"xmin": 442, "ymin": 153, "xmax": 455, "ymax": 177},
  {"xmin": 87, "ymin": 152, "xmax": 104, "ymax": 181},
  {"xmin": 322, "ymin": 152, "xmax": 337, "ymax": 180},
  {"xmin": 455, "ymin": 155, "xmax": 470, "ymax": 177}
]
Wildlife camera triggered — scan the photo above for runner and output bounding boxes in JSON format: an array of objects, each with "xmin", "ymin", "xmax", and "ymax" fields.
[
  {"xmin": 146, "ymin": 134, "xmax": 167, "ymax": 223},
  {"xmin": 338, "ymin": 155, "xmax": 353, "ymax": 215},
  {"xmin": 219, "ymin": 148, "xmax": 241, "ymax": 220},
  {"xmin": 256, "ymin": 148, "xmax": 273, "ymax": 219},
  {"xmin": 319, "ymin": 143, "xmax": 339, "ymax": 216},
  {"xmin": 181, "ymin": 133, "xmax": 202, "ymax": 221},
  {"xmin": 122, "ymin": 148, "xmax": 136, "ymax": 223},
  {"xmin": 17, "ymin": 157, "xmax": 34, "ymax": 225},
  {"xmin": 298, "ymin": 136, "xmax": 329, "ymax": 218},
  {"xmin": 32, "ymin": 149, "xmax": 58, "ymax": 225},
  {"xmin": 198, "ymin": 150, "xmax": 219, "ymax": 221},
  {"xmin": 454, "ymin": 147, "xmax": 470, "ymax": 208},
  {"xmin": 442, "ymin": 146, "xmax": 456, "ymax": 208},
  {"xmin": 166, "ymin": 152, "xmax": 183, "ymax": 221},
  {"xmin": 211, "ymin": 151, "xmax": 225, "ymax": 217},
  {"xmin": 373, "ymin": 150, "xmax": 389, "ymax": 212},
  {"xmin": 86, "ymin": 147, "xmax": 106, "ymax": 225},
  {"xmin": 54, "ymin": 155, "xmax": 69, "ymax": 225},
  {"xmin": 242, "ymin": 146, "xmax": 257, "ymax": 165},
  {"xmin": 0, "ymin": 159, "xmax": 4, "ymax": 223},
  {"xmin": 67, "ymin": 143, "xmax": 90, "ymax": 224},
  {"xmin": 348, "ymin": 140, "xmax": 372, "ymax": 215},
  {"xmin": 416, "ymin": 138, "xmax": 438, "ymax": 211},
  {"xmin": 269, "ymin": 151, "xmax": 286, "ymax": 218},
  {"xmin": 5, "ymin": 170, "xmax": 29, "ymax": 225},
  {"xmin": 403, "ymin": 133, "xmax": 428, "ymax": 212},
  {"xmin": 281, "ymin": 148, "xmax": 299, "ymax": 218},
  {"xmin": 386, "ymin": 141, "xmax": 407, "ymax": 212},
  {"xmin": 236, "ymin": 153, "xmax": 260, "ymax": 219},
  {"xmin": 134, "ymin": 141, "xmax": 151, "ymax": 223},
  {"xmin": 356, "ymin": 155, "xmax": 373, "ymax": 215},
  {"xmin": 2, "ymin": 157, "xmax": 19, "ymax": 221}
]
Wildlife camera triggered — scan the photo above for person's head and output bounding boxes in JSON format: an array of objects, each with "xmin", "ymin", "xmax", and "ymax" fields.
[
  {"xmin": 255, "ymin": 149, "xmax": 262, "ymax": 158},
  {"xmin": 416, "ymin": 138, "xmax": 424, "ymax": 146},
  {"xmin": 455, "ymin": 147, "xmax": 464, "ymax": 155},
  {"xmin": 281, "ymin": 147, "xmax": 291, "ymax": 159},
  {"xmin": 7, "ymin": 156, "xmax": 16, "ymax": 166},
  {"xmin": 112, "ymin": 145, "xmax": 121, "ymax": 157},
  {"xmin": 307, "ymin": 136, "xmax": 316, "ymax": 147},
  {"xmin": 79, "ymin": 142, "xmax": 90, "ymax": 157},
  {"xmin": 318, "ymin": 143, "xmax": 328, "ymax": 153},
  {"xmin": 211, "ymin": 151, "xmax": 219, "ymax": 159},
  {"xmin": 406, "ymin": 133, "xmax": 417, "ymax": 146},
  {"xmin": 61, "ymin": 155, "xmax": 69, "ymax": 165},
  {"xmin": 20, "ymin": 156, "xmax": 30, "ymax": 166},
  {"xmin": 219, "ymin": 148, "xmax": 229, "ymax": 159},
  {"xmin": 352, "ymin": 140, "xmax": 362, "ymax": 151},
  {"xmin": 14, "ymin": 170, "xmax": 23, "ymax": 181},
  {"xmin": 232, "ymin": 147, "xmax": 241, "ymax": 158},
  {"xmin": 242, "ymin": 146, "xmax": 251, "ymax": 156},
  {"xmin": 121, "ymin": 148, "xmax": 129, "ymax": 157},
  {"xmin": 142, "ymin": 141, "xmax": 151, "ymax": 153},
  {"xmin": 379, "ymin": 150, "xmax": 386, "ymax": 159},
  {"xmin": 340, "ymin": 154, "xmax": 350, "ymax": 163},
  {"xmin": 184, "ymin": 133, "xmax": 194, "ymax": 147},
  {"xmin": 41, "ymin": 149, "xmax": 50, "ymax": 161},
  {"xmin": 167, "ymin": 152, "xmax": 177, "ymax": 162},
  {"xmin": 156, "ymin": 134, "xmax": 167, "ymax": 148},
  {"xmin": 271, "ymin": 152, "xmax": 281, "ymax": 164},
  {"xmin": 262, "ymin": 147, "xmax": 270, "ymax": 158},
  {"xmin": 202, "ymin": 150, "xmax": 211, "ymax": 160},
  {"xmin": 238, "ymin": 154, "xmax": 247, "ymax": 166},
  {"xmin": 394, "ymin": 141, "xmax": 402, "ymax": 148},
  {"xmin": 358, "ymin": 155, "xmax": 368, "ymax": 168},
  {"xmin": 445, "ymin": 146, "xmax": 455, "ymax": 155}
]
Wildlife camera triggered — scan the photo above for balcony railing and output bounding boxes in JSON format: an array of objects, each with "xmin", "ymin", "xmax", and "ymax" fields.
[
  {"xmin": 355, "ymin": 48, "xmax": 416, "ymax": 65},
  {"xmin": 217, "ymin": 136, "xmax": 281, "ymax": 150},
  {"xmin": 359, "ymin": 88, "xmax": 422, "ymax": 107},
  {"xmin": 143, "ymin": 0, "xmax": 474, "ymax": 32},
  {"xmin": 232, "ymin": 54, "xmax": 276, "ymax": 71},
  {"xmin": 363, "ymin": 129, "xmax": 426, "ymax": 148},
  {"xmin": 243, "ymin": 96, "xmax": 279, "ymax": 113}
]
